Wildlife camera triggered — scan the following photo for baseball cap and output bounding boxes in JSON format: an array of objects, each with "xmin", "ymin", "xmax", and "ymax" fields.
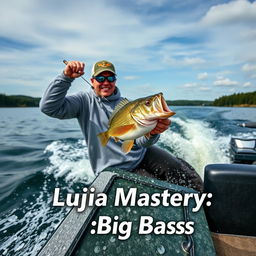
[{"xmin": 91, "ymin": 60, "xmax": 116, "ymax": 77}]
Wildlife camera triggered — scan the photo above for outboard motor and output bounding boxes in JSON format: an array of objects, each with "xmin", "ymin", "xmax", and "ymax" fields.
[{"xmin": 230, "ymin": 122, "xmax": 256, "ymax": 164}]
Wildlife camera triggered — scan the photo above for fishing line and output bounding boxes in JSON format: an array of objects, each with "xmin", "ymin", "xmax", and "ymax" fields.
[
  {"xmin": 63, "ymin": 60, "xmax": 92, "ymax": 87},
  {"xmin": 63, "ymin": 59, "xmax": 110, "ymax": 102},
  {"xmin": 63, "ymin": 59, "xmax": 112, "ymax": 120}
]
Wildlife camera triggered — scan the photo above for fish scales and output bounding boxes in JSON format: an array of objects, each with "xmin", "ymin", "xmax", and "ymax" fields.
[{"xmin": 97, "ymin": 93, "xmax": 175, "ymax": 154}]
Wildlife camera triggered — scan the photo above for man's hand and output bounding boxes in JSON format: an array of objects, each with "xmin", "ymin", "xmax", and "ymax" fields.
[
  {"xmin": 150, "ymin": 119, "xmax": 171, "ymax": 135},
  {"xmin": 64, "ymin": 61, "xmax": 85, "ymax": 78}
]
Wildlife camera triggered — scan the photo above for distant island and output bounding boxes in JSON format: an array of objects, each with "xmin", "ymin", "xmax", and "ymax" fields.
[
  {"xmin": 0, "ymin": 94, "xmax": 40, "ymax": 107},
  {"xmin": 0, "ymin": 91, "xmax": 256, "ymax": 107}
]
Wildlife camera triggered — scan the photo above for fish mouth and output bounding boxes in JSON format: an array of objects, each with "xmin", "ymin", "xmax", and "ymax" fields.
[
  {"xmin": 130, "ymin": 92, "xmax": 176, "ymax": 127},
  {"xmin": 151, "ymin": 93, "xmax": 176, "ymax": 119}
]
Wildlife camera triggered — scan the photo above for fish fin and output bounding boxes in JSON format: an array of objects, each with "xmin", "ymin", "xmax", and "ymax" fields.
[
  {"xmin": 109, "ymin": 98, "xmax": 130, "ymax": 123},
  {"xmin": 114, "ymin": 137, "xmax": 120, "ymax": 142},
  {"xmin": 97, "ymin": 131, "xmax": 110, "ymax": 147},
  {"xmin": 122, "ymin": 140, "xmax": 134, "ymax": 154},
  {"xmin": 110, "ymin": 124, "xmax": 135, "ymax": 136},
  {"xmin": 145, "ymin": 132, "xmax": 151, "ymax": 139}
]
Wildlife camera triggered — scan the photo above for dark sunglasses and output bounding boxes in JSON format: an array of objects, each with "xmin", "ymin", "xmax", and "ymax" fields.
[{"xmin": 93, "ymin": 75, "xmax": 116, "ymax": 83}]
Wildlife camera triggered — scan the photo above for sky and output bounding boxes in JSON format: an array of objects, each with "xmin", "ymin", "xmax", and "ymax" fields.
[{"xmin": 0, "ymin": 0, "xmax": 256, "ymax": 100}]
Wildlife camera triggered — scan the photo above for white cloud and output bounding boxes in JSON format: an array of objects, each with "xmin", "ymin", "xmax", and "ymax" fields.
[
  {"xmin": 202, "ymin": 0, "xmax": 256, "ymax": 26},
  {"xmin": 213, "ymin": 77, "xmax": 239, "ymax": 86},
  {"xmin": 135, "ymin": 0, "xmax": 167, "ymax": 7},
  {"xmin": 122, "ymin": 83, "xmax": 158, "ymax": 98},
  {"xmin": 182, "ymin": 57, "xmax": 205, "ymax": 65},
  {"xmin": 199, "ymin": 0, "xmax": 256, "ymax": 66},
  {"xmin": 242, "ymin": 63, "xmax": 256, "ymax": 72},
  {"xmin": 216, "ymin": 70, "xmax": 233, "ymax": 77},
  {"xmin": 182, "ymin": 83, "xmax": 198, "ymax": 88},
  {"xmin": 197, "ymin": 72, "xmax": 208, "ymax": 80},
  {"xmin": 199, "ymin": 87, "xmax": 210, "ymax": 91},
  {"xmin": 0, "ymin": 3, "xmax": 138, "ymax": 56},
  {"xmin": 181, "ymin": 83, "xmax": 210, "ymax": 91},
  {"xmin": 216, "ymin": 75, "xmax": 224, "ymax": 80},
  {"xmin": 123, "ymin": 76, "xmax": 139, "ymax": 80},
  {"xmin": 243, "ymin": 82, "xmax": 252, "ymax": 87},
  {"xmin": 163, "ymin": 55, "xmax": 206, "ymax": 67}
]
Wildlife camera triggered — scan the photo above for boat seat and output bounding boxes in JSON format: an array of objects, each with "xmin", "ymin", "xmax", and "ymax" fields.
[{"xmin": 203, "ymin": 163, "xmax": 256, "ymax": 236}]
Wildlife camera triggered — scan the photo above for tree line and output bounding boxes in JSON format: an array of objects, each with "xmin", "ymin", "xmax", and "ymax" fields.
[
  {"xmin": 0, "ymin": 94, "xmax": 40, "ymax": 107},
  {"xmin": 213, "ymin": 91, "xmax": 256, "ymax": 107},
  {"xmin": 1, "ymin": 91, "xmax": 256, "ymax": 107}
]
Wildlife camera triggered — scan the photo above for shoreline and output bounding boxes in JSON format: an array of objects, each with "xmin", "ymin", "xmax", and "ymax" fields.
[
  {"xmin": 0, "ymin": 106, "xmax": 39, "ymax": 108},
  {"xmin": 1, "ymin": 104, "xmax": 256, "ymax": 108}
]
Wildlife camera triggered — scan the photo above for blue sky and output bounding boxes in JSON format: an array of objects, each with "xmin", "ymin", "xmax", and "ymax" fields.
[{"xmin": 0, "ymin": 0, "xmax": 256, "ymax": 100}]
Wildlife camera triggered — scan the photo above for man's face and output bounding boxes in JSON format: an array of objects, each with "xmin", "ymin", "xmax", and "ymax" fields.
[{"xmin": 91, "ymin": 71, "xmax": 116, "ymax": 97}]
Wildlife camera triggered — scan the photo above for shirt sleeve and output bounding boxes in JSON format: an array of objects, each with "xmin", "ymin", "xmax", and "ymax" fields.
[
  {"xmin": 135, "ymin": 134, "xmax": 160, "ymax": 147},
  {"xmin": 40, "ymin": 73, "xmax": 84, "ymax": 119}
]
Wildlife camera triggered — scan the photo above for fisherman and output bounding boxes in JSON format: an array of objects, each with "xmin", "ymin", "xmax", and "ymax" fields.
[{"xmin": 40, "ymin": 60, "xmax": 203, "ymax": 192}]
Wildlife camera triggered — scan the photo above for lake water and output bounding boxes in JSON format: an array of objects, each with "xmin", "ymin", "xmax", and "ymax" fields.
[{"xmin": 0, "ymin": 106, "xmax": 256, "ymax": 255}]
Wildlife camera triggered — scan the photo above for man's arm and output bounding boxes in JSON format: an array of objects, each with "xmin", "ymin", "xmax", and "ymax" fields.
[{"xmin": 40, "ymin": 61, "xmax": 86, "ymax": 119}]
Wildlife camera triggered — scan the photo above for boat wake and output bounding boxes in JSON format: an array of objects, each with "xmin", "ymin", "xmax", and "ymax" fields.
[
  {"xmin": 43, "ymin": 139, "xmax": 95, "ymax": 185},
  {"xmin": 0, "ymin": 139, "xmax": 95, "ymax": 256},
  {"xmin": 158, "ymin": 117, "xmax": 230, "ymax": 178}
]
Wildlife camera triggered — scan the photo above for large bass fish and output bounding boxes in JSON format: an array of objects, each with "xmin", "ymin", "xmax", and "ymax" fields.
[{"xmin": 97, "ymin": 93, "xmax": 175, "ymax": 154}]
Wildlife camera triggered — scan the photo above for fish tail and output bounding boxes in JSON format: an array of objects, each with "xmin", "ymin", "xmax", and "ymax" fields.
[{"xmin": 97, "ymin": 131, "xmax": 110, "ymax": 147}]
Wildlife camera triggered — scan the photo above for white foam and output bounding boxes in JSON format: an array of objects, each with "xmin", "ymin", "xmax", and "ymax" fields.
[
  {"xmin": 234, "ymin": 131, "xmax": 256, "ymax": 139},
  {"xmin": 0, "ymin": 139, "xmax": 97, "ymax": 255},
  {"xmin": 0, "ymin": 181, "xmax": 70, "ymax": 256},
  {"xmin": 159, "ymin": 117, "xmax": 230, "ymax": 178},
  {"xmin": 43, "ymin": 139, "xmax": 95, "ymax": 185}
]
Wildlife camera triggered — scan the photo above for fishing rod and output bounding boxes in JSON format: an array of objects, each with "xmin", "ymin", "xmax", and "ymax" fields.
[
  {"xmin": 63, "ymin": 59, "xmax": 110, "ymax": 103},
  {"xmin": 63, "ymin": 60, "xmax": 92, "ymax": 87}
]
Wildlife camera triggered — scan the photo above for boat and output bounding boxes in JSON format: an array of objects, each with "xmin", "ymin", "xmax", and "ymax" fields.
[{"xmin": 37, "ymin": 158, "xmax": 256, "ymax": 256}]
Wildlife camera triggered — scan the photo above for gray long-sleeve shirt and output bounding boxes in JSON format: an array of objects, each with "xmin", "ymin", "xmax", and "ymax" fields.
[{"xmin": 40, "ymin": 74, "xmax": 160, "ymax": 174}]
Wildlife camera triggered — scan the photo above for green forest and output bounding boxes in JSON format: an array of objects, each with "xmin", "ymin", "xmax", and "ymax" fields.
[
  {"xmin": 0, "ymin": 94, "xmax": 40, "ymax": 107},
  {"xmin": 213, "ymin": 91, "xmax": 256, "ymax": 107}
]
